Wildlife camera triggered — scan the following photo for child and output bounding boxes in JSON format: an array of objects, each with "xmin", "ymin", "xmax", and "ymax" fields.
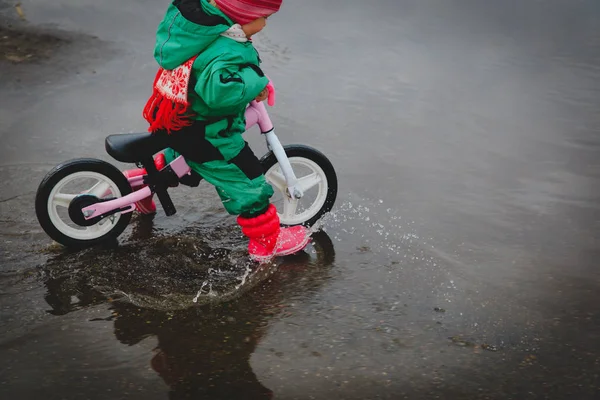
[{"xmin": 130, "ymin": 0, "xmax": 309, "ymax": 262}]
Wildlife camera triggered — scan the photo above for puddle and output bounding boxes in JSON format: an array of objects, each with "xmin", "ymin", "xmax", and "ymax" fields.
[{"xmin": 0, "ymin": 25, "xmax": 67, "ymax": 63}]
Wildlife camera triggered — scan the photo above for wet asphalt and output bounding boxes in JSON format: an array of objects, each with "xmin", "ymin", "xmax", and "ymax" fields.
[{"xmin": 1, "ymin": 0, "xmax": 600, "ymax": 399}]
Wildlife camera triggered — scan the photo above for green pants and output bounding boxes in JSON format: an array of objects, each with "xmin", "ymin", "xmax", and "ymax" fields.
[{"xmin": 161, "ymin": 118, "xmax": 273, "ymax": 216}]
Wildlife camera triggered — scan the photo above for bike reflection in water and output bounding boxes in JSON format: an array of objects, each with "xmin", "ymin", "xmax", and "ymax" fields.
[{"xmin": 42, "ymin": 230, "xmax": 336, "ymax": 399}]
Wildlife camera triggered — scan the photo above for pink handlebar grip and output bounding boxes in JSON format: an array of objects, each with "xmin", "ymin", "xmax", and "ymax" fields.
[{"xmin": 266, "ymin": 81, "xmax": 276, "ymax": 107}]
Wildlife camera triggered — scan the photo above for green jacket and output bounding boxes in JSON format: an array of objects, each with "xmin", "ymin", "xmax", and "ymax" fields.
[{"xmin": 154, "ymin": 0, "xmax": 269, "ymax": 127}]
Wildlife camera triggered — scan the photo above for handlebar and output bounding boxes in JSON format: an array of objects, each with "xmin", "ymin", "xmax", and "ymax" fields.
[{"xmin": 266, "ymin": 80, "xmax": 276, "ymax": 107}]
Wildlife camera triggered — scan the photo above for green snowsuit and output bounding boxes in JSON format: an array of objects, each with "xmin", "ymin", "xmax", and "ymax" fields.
[{"xmin": 154, "ymin": 0, "xmax": 273, "ymax": 216}]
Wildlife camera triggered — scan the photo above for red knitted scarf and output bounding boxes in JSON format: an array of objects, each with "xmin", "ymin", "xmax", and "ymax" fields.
[{"xmin": 143, "ymin": 56, "xmax": 198, "ymax": 134}]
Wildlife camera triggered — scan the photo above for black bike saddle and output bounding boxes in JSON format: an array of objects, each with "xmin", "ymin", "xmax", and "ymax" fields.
[{"xmin": 105, "ymin": 132, "xmax": 168, "ymax": 163}]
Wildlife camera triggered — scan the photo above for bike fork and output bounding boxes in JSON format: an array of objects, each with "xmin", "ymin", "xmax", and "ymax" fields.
[{"xmin": 264, "ymin": 129, "xmax": 303, "ymax": 199}]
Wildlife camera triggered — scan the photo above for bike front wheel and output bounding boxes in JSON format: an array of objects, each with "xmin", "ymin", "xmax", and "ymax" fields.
[
  {"xmin": 35, "ymin": 158, "xmax": 133, "ymax": 248},
  {"xmin": 260, "ymin": 145, "xmax": 338, "ymax": 227}
]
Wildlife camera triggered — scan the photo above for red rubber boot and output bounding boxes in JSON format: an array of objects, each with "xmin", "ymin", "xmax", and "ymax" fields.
[
  {"xmin": 237, "ymin": 204, "xmax": 311, "ymax": 263},
  {"xmin": 122, "ymin": 153, "xmax": 167, "ymax": 215}
]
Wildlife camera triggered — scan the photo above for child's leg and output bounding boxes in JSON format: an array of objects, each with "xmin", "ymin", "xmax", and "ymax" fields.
[
  {"xmin": 162, "ymin": 119, "xmax": 273, "ymax": 216},
  {"xmin": 193, "ymin": 144, "xmax": 274, "ymax": 216},
  {"xmin": 163, "ymin": 143, "xmax": 272, "ymax": 216},
  {"xmin": 191, "ymin": 152, "xmax": 310, "ymax": 261},
  {"xmin": 162, "ymin": 121, "xmax": 309, "ymax": 260}
]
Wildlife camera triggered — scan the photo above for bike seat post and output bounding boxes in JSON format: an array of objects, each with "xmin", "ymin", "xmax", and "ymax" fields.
[{"xmin": 141, "ymin": 156, "xmax": 177, "ymax": 216}]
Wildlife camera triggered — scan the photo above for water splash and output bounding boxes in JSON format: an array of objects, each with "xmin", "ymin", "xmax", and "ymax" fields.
[
  {"xmin": 310, "ymin": 199, "xmax": 427, "ymax": 259},
  {"xmin": 192, "ymin": 281, "xmax": 211, "ymax": 303},
  {"xmin": 191, "ymin": 259, "xmax": 259, "ymax": 304}
]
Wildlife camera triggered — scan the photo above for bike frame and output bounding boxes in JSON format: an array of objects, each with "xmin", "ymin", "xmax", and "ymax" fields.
[{"xmin": 81, "ymin": 100, "xmax": 302, "ymax": 221}]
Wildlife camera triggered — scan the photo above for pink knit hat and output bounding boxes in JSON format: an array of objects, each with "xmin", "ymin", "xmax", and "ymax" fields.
[{"xmin": 214, "ymin": 0, "xmax": 282, "ymax": 26}]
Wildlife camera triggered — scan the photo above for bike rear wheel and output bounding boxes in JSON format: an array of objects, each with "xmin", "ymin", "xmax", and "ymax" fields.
[
  {"xmin": 35, "ymin": 158, "xmax": 133, "ymax": 248},
  {"xmin": 260, "ymin": 145, "xmax": 338, "ymax": 227}
]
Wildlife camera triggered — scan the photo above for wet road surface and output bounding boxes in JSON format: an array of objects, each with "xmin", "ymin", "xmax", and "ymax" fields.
[{"xmin": 1, "ymin": 0, "xmax": 600, "ymax": 399}]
